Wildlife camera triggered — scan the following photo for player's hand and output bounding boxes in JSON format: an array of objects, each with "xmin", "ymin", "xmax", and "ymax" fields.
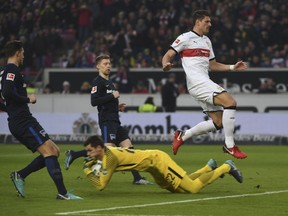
[
  {"xmin": 234, "ymin": 61, "xmax": 248, "ymax": 71},
  {"xmin": 113, "ymin": 90, "xmax": 120, "ymax": 98},
  {"xmin": 28, "ymin": 94, "xmax": 37, "ymax": 104},
  {"xmin": 118, "ymin": 103, "xmax": 126, "ymax": 112},
  {"xmin": 162, "ymin": 62, "xmax": 173, "ymax": 72}
]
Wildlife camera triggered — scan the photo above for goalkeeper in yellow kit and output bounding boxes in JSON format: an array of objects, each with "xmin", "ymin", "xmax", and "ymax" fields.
[{"xmin": 83, "ymin": 135, "xmax": 243, "ymax": 193}]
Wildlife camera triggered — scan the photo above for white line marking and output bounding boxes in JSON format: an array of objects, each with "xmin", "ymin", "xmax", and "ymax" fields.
[
  {"xmin": 55, "ymin": 190, "xmax": 288, "ymax": 215},
  {"xmin": 74, "ymin": 214, "xmax": 183, "ymax": 216}
]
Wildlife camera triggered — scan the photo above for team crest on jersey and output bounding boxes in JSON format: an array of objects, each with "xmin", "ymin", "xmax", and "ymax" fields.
[
  {"xmin": 39, "ymin": 129, "xmax": 47, "ymax": 137},
  {"xmin": 6, "ymin": 73, "xmax": 15, "ymax": 81},
  {"xmin": 110, "ymin": 134, "xmax": 116, "ymax": 140},
  {"xmin": 91, "ymin": 86, "xmax": 97, "ymax": 93}
]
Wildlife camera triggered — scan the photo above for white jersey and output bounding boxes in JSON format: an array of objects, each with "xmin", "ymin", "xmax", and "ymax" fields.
[
  {"xmin": 171, "ymin": 31, "xmax": 224, "ymax": 112},
  {"xmin": 171, "ymin": 31, "xmax": 215, "ymax": 90}
]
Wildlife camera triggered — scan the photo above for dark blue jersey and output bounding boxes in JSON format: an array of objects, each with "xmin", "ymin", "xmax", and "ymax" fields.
[
  {"xmin": 0, "ymin": 63, "xmax": 30, "ymax": 120},
  {"xmin": 90, "ymin": 75, "xmax": 120, "ymax": 124}
]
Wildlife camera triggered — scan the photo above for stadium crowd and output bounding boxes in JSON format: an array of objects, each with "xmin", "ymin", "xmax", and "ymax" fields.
[{"xmin": 0, "ymin": 0, "xmax": 287, "ymax": 83}]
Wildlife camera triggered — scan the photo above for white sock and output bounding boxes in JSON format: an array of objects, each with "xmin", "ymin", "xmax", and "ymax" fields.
[
  {"xmin": 182, "ymin": 120, "xmax": 217, "ymax": 141},
  {"xmin": 222, "ymin": 109, "xmax": 236, "ymax": 148}
]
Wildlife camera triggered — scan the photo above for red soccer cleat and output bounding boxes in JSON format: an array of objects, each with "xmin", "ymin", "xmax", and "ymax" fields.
[
  {"xmin": 223, "ymin": 145, "xmax": 247, "ymax": 159},
  {"xmin": 172, "ymin": 130, "xmax": 184, "ymax": 155}
]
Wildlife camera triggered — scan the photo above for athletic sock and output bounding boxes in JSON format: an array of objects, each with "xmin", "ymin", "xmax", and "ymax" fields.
[
  {"xmin": 182, "ymin": 120, "xmax": 217, "ymax": 141},
  {"xmin": 131, "ymin": 170, "xmax": 143, "ymax": 181},
  {"xmin": 72, "ymin": 149, "xmax": 88, "ymax": 160},
  {"xmin": 45, "ymin": 156, "xmax": 67, "ymax": 195},
  {"xmin": 17, "ymin": 155, "xmax": 46, "ymax": 179},
  {"xmin": 223, "ymin": 107, "xmax": 236, "ymax": 148}
]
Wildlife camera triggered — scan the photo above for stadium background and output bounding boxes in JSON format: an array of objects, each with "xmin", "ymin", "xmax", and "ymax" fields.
[{"xmin": 0, "ymin": 0, "xmax": 287, "ymax": 144}]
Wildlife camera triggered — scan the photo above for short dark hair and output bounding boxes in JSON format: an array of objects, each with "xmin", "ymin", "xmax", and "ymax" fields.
[
  {"xmin": 192, "ymin": 10, "xmax": 210, "ymax": 26},
  {"xmin": 95, "ymin": 55, "xmax": 110, "ymax": 66},
  {"xmin": 4, "ymin": 40, "xmax": 23, "ymax": 58},
  {"xmin": 84, "ymin": 135, "xmax": 105, "ymax": 148}
]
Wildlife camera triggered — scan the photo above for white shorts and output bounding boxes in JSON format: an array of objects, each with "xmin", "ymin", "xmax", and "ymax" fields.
[{"xmin": 188, "ymin": 79, "xmax": 225, "ymax": 113}]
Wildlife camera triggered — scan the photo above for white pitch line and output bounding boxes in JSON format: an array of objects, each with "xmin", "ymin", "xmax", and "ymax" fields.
[
  {"xmin": 55, "ymin": 190, "xmax": 288, "ymax": 215},
  {"xmin": 73, "ymin": 214, "xmax": 183, "ymax": 216}
]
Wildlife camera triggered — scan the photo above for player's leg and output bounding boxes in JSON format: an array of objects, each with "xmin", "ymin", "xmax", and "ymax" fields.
[
  {"xmin": 64, "ymin": 149, "xmax": 87, "ymax": 170},
  {"xmin": 38, "ymin": 139, "xmax": 82, "ymax": 200},
  {"xmin": 173, "ymin": 120, "xmax": 219, "ymax": 154},
  {"xmin": 172, "ymin": 83, "xmax": 221, "ymax": 155},
  {"xmin": 213, "ymin": 92, "xmax": 247, "ymax": 159},
  {"xmin": 188, "ymin": 158, "xmax": 217, "ymax": 180},
  {"xmin": 9, "ymin": 121, "xmax": 49, "ymax": 197},
  {"xmin": 10, "ymin": 154, "xmax": 45, "ymax": 197},
  {"xmin": 179, "ymin": 160, "xmax": 242, "ymax": 193}
]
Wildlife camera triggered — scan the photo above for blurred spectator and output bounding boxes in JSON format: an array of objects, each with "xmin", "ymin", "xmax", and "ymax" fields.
[
  {"xmin": 258, "ymin": 78, "xmax": 277, "ymax": 93},
  {"xmin": 26, "ymin": 82, "xmax": 37, "ymax": 94},
  {"xmin": 271, "ymin": 50, "xmax": 285, "ymax": 68},
  {"xmin": 138, "ymin": 97, "xmax": 157, "ymax": 112},
  {"xmin": 249, "ymin": 55, "xmax": 261, "ymax": 67},
  {"xmin": 118, "ymin": 49, "xmax": 136, "ymax": 68},
  {"xmin": 132, "ymin": 80, "xmax": 148, "ymax": 94},
  {"xmin": 79, "ymin": 81, "xmax": 91, "ymax": 94},
  {"xmin": 114, "ymin": 65, "xmax": 132, "ymax": 93},
  {"xmin": 43, "ymin": 83, "xmax": 53, "ymax": 94},
  {"xmin": 161, "ymin": 73, "xmax": 179, "ymax": 112},
  {"xmin": 77, "ymin": 1, "xmax": 92, "ymax": 42},
  {"xmin": 62, "ymin": 81, "xmax": 71, "ymax": 94}
]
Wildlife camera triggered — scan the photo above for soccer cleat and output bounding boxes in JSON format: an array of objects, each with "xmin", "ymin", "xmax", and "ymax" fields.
[
  {"xmin": 225, "ymin": 160, "xmax": 243, "ymax": 183},
  {"xmin": 10, "ymin": 171, "xmax": 25, "ymax": 197},
  {"xmin": 223, "ymin": 145, "xmax": 247, "ymax": 159},
  {"xmin": 64, "ymin": 150, "xmax": 74, "ymax": 170},
  {"xmin": 207, "ymin": 159, "xmax": 217, "ymax": 170},
  {"xmin": 172, "ymin": 129, "xmax": 184, "ymax": 155},
  {"xmin": 133, "ymin": 177, "xmax": 153, "ymax": 185},
  {"xmin": 207, "ymin": 159, "xmax": 224, "ymax": 178},
  {"xmin": 56, "ymin": 192, "xmax": 83, "ymax": 200}
]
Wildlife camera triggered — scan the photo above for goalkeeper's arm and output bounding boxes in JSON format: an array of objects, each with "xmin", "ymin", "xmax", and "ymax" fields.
[{"xmin": 83, "ymin": 158, "xmax": 113, "ymax": 191}]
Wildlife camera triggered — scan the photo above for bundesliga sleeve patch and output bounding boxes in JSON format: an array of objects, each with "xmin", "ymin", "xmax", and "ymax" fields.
[
  {"xmin": 91, "ymin": 86, "xmax": 97, "ymax": 93},
  {"xmin": 6, "ymin": 73, "xmax": 15, "ymax": 81}
]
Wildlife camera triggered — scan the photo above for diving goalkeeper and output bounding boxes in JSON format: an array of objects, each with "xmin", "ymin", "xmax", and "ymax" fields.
[{"xmin": 83, "ymin": 136, "xmax": 243, "ymax": 193}]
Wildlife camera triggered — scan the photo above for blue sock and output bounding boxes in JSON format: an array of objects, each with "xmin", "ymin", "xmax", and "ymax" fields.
[
  {"xmin": 131, "ymin": 170, "xmax": 142, "ymax": 181},
  {"xmin": 18, "ymin": 155, "xmax": 45, "ymax": 179},
  {"xmin": 72, "ymin": 149, "xmax": 87, "ymax": 160},
  {"xmin": 45, "ymin": 156, "xmax": 67, "ymax": 195}
]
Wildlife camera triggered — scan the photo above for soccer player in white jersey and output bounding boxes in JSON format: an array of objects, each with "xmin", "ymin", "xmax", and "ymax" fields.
[{"xmin": 162, "ymin": 10, "xmax": 247, "ymax": 159}]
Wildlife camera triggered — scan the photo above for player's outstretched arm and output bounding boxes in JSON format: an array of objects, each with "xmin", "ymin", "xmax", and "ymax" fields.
[{"xmin": 162, "ymin": 49, "xmax": 176, "ymax": 72}]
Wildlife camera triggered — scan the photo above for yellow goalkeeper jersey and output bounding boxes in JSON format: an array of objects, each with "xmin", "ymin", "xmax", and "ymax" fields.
[{"xmin": 84, "ymin": 147, "xmax": 186, "ymax": 191}]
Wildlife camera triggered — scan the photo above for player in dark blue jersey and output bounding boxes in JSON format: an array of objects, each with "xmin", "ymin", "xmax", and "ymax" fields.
[
  {"xmin": 64, "ymin": 55, "xmax": 152, "ymax": 185},
  {"xmin": 0, "ymin": 40, "xmax": 82, "ymax": 200}
]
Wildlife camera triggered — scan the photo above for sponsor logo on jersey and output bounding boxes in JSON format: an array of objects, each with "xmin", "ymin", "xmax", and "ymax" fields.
[
  {"xmin": 107, "ymin": 89, "xmax": 113, "ymax": 93},
  {"xmin": 91, "ymin": 86, "xmax": 97, "ymax": 93},
  {"xmin": 6, "ymin": 73, "xmax": 15, "ymax": 81},
  {"xmin": 175, "ymin": 39, "xmax": 180, "ymax": 44}
]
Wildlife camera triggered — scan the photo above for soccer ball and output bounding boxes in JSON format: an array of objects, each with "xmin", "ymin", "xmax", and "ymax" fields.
[{"xmin": 91, "ymin": 160, "xmax": 102, "ymax": 176}]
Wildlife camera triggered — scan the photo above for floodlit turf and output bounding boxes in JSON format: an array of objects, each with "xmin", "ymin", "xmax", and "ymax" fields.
[{"xmin": 0, "ymin": 144, "xmax": 288, "ymax": 216}]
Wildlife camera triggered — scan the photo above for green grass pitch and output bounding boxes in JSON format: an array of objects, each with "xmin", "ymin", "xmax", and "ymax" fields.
[{"xmin": 0, "ymin": 144, "xmax": 287, "ymax": 216}]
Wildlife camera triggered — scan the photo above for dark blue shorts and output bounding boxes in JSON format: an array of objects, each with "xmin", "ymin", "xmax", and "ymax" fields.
[
  {"xmin": 100, "ymin": 121, "xmax": 129, "ymax": 146},
  {"xmin": 8, "ymin": 116, "xmax": 50, "ymax": 152}
]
